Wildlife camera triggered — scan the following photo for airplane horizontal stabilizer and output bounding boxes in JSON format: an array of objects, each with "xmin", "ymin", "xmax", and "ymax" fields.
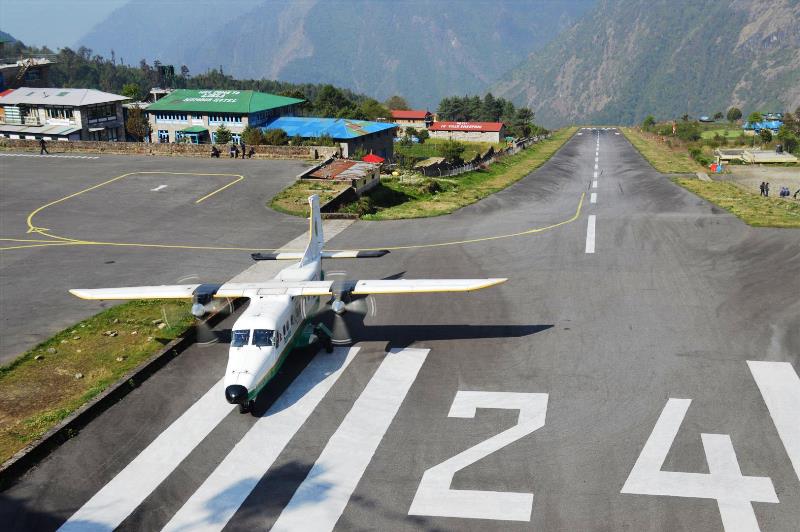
[{"xmin": 251, "ymin": 250, "xmax": 389, "ymax": 261}]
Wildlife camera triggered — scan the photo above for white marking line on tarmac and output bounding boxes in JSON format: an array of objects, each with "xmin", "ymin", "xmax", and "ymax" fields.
[
  {"xmin": 594, "ymin": 163, "xmax": 598, "ymax": 170},
  {"xmin": 748, "ymin": 361, "xmax": 800, "ymax": 481},
  {"xmin": 162, "ymin": 347, "xmax": 360, "ymax": 532},
  {"xmin": 272, "ymin": 348, "xmax": 430, "ymax": 532},
  {"xmin": 58, "ymin": 379, "xmax": 235, "ymax": 532},
  {"xmin": 595, "ymin": 156, "xmax": 599, "ymax": 163},
  {"xmin": 590, "ymin": 192, "xmax": 597, "ymax": 204},
  {"xmin": 0, "ymin": 153, "xmax": 99, "ymax": 159},
  {"xmin": 585, "ymin": 215, "xmax": 596, "ymax": 254},
  {"xmin": 592, "ymin": 180, "xmax": 598, "ymax": 189},
  {"xmin": 593, "ymin": 171, "xmax": 598, "ymax": 178},
  {"xmin": 151, "ymin": 185, "xmax": 168, "ymax": 192}
]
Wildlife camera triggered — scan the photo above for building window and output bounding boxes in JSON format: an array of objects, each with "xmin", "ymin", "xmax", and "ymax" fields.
[
  {"xmin": 46, "ymin": 107, "xmax": 74, "ymax": 120},
  {"xmin": 209, "ymin": 114, "xmax": 242, "ymax": 124},
  {"xmin": 107, "ymin": 128, "xmax": 119, "ymax": 141},
  {"xmin": 231, "ymin": 134, "xmax": 241, "ymax": 144},
  {"xmin": 155, "ymin": 112, "xmax": 187, "ymax": 123},
  {"xmin": 87, "ymin": 104, "xmax": 117, "ymax": 122},
  {"xmin": 158, "ymin": 130, "xmax": 169, "ymax": 143}
]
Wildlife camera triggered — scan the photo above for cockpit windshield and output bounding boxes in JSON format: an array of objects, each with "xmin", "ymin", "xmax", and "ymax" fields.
[
  {"xmin": 253, "ymin": 329, "xmax": 274, "ymax": 347},
  {"xmin": 231, "ymin": 329, "xmax": 250, "ymax": 347}
]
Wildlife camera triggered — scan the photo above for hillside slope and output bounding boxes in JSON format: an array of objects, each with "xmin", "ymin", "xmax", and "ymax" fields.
[
  {"xmin": 494, "ymin": 0, "xmax": 800, "ymax": 127},
  {"xmin": 77, "ymin": 0, "xmax": 593, "ymax": 107}
]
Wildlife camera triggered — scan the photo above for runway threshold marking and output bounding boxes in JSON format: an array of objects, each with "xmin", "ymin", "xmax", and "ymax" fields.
[
  {"xmin": 271, "ymin": 348, "xmax": 429, "ymax": 532},
  {"xmin": 748, "ymin": 361, "xmax": 800, "ymax": 481},
  {"xmin": 162, "ymin": 347, "xmax": 359, "ymax": 532},
  {"xmin": 585, "ymin": 215, "xmax": 596, "ymax": 253},
  {"xmin": 58, "ymin": 379, "xmax": 236, "ymax": 532}
]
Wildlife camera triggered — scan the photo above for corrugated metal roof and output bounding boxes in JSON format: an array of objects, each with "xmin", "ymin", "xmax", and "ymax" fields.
[
  {"xmin": 146, "ymin": 89, "xmax": 303, "ymax": 114},
  {"xmin": 0, "ymin": 123, "xmax": 81, "ymax": 135},
  {"xmin": 0, "ymin": 87, "xmax": 128, "ymax": 106},
  {"xmin": 429, "ymin": 121, "xmax": 505, "ymax": 132},
  {"xmin": 390, "ymin": 109, "xmax": 429, "ymax": 120},
  {"xmin": 308, "ymin": 159, "xmax": 378, "ymax": 180},
  {"xmin": 263, "ymin": 116, "xmax": 397, "ymax": 139}
]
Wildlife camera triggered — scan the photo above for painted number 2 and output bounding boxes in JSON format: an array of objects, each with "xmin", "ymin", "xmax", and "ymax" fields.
[
  {"xmin": 408, "ymin": 391, "xmax": 548, "ymax": 521},
  {"xmin": 622, "ymin": 398, "xmax": 779, "ymax": 532}
]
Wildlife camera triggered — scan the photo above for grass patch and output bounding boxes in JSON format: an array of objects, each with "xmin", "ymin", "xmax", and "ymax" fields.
[
  {"xmin": 700, "ymin": 128, "xmax": 745, "ymax": 139},
  {"xmin": 395, "ymin": 138, "xmax": 504, "ymax": 162},
  {"xmin": 358, "ymin": 127, "xmax": 577, "ymax": 220},
  {"xmin": 674, "ymin": 178, "xmax": 800, "ymax": 228},
  {"xmin": 621, "ymin": 127, "xmax": 703, "ymax": 174},
  {"xmin": 0, "ymin": 300, "xmax": 193, "ymax": 464},
  {"xmin": 270, "ymin": 179, "xmax": 350, "ymax": 217}
]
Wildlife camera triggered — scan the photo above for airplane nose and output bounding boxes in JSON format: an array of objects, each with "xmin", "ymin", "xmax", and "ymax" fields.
[{"xmin": 225, "ymin": 384, "xmax": 248, "ymax": 404}]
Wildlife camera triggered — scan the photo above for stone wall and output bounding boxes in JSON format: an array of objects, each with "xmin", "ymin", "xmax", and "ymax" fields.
[{"xmin": 0, "ymin": 138, "xmax": 340, "ymax": 160}]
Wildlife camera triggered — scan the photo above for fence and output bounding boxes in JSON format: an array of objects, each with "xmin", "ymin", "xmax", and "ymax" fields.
[{"xmin": 416, "ymin": 135, "xmax": 549, "ymax": 177}]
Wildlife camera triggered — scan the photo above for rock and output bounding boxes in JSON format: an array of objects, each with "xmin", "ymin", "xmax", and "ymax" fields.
[
  {"xmin": 147, "ymin": 336, "xmax": 154, "ymax": 342},
  {"xmin": 115, "ymin": 356, "xmax": 126, "ymax": 362},
  {"xmin": 76, "ymin": 349, "xmax": 82, "ymax": 353},
  {"xmin": 61, "ymin": 339, "xmax": 68, "ymax": 344},
  {"xmin": 73, "ymin": 336, "xmax": 81, "ymax": 340},
  {"xmin": 157, "ymin": 323, "xmax": 167, "ymax": 330},
  {"xmin": 47, "ymin": 347, "xmax": 57, "ymax": 354},
  {"xmin": 109, "ymin": 331, "xmax": 118, "ymax": 337},
  {"xmin": 80, "ymin": 324, "xmax": 86, "ymax": 328},
  {"xmin": 112, "ymin": 318, "xmax": 120, "ymax": 324},
  {"xmin": 151, "ymin": 319, "xmax": 163, "ymax": 325},
  {"xmin": 74, "ymin": 373, "xmax": 84, "ymax": 379},
  {"xmin": 130, "ymin": 330, "xmax": 138, "ymax": 336},
  {"xmin": 34, "ymin": 354, "xmax": 44, "ymax": 360}
]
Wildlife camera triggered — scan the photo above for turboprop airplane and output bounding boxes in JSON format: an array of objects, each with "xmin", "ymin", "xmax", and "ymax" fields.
[{"xmin": 70, "ymin": 195, "xmax": 506, "ymax": 413}]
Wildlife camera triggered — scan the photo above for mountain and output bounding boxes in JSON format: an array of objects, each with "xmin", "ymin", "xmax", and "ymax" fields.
[
  {"xmin": 0, "ymin": 30, "xmax": 18, "ymax": 44},
  {"xmin": 76, "ymin": 0, "xmax": 594, "ymax": 107},
  {"xmin": 494, "ymin": 0, "xmax": 800, "ymax": 127}
]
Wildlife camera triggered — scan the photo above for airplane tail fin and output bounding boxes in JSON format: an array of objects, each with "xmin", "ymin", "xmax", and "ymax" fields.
[{"xmin": 301, "ymin": 195, "xmax": 324, "ymax": 265}]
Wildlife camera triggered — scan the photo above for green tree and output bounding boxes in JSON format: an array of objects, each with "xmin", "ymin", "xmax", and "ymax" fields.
[
  {"xmin": 747, "ymin": 111, "xmax": 763, "ymax": 123},
  {"xmin": 416, "ymin": 129, "xmax": 430, "ymax": 144},
  {"xmin": 437, "ymin": 139, "xmax": 466, "ymax": 164},
  {"xmin": 405, "ymin": 127, "xmax": 418, "ymax": 139},
  {"xmin": 241, "ymin": 126, "xmax": 264, "ymax": 145},
  {"xmin": 214, "ymin": 124, "xmax": 232, "ymax": 145},
  {"xmin": 359, "ymin": 98, "xmax": 390, "ymax": 120},
  {"xmin": 713, "ymin": 111, "xmax": 723, "ymax": 121},
  {"xmin": 121, "ymin": 82, "xmax": 142, "ymax": 100},
  {"xmin": 263, "ymin": 128, "xmax": 289, "ymax": 146},
  {"xmin": 125, "ymin": 105, "xmax": 150, "ymax": 141},
  {"xmin": 642, "ymin": 115, "xmax": 656, "ymax": 130},
  {"xmin": 481, "ymin": 93, "xmax": 502, "ymax": 122},
  {"xmin": 385, "ymin": 95, "xmax": 409, "ymax": 110},
  {"xmin": 775, "ymin": 125, "xmax": 798, "ymax": 154},
  {"xmin": 511, "ymin": 108, "xmax": 535, "ymax": 138},
  {"xmin": 314, "ymin": 85, "xmax": 353, "ymax": 117},
  {"xmin": 759, "ymin": 128, "xmax": 773, "ymax": 143},
  {"xmin": 726, "ymin": 107, "xmax": 742, "ymax": 122}
]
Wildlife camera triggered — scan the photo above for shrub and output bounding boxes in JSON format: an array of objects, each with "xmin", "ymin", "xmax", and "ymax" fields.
[
  {"xmin": 214, "ymin": 124, "xmax": 232, "ymax": 145},
  {"xmin": 241, "ymin": 126, "xmax": 264, "ymax": 145},
  {"xmin": 263, "ymin": 128, "xmax": 289, "ymax": 146}
]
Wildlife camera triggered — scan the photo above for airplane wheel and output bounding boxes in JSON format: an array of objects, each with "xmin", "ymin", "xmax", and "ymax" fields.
[{"xmin": 239, "ymin": 401, "xmax": 251, "ymax": 414}]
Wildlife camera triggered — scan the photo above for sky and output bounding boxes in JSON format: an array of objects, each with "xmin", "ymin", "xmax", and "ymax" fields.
[{"xmin": 0, "ymin": 0, "xmax": 128, "ymax": 48}]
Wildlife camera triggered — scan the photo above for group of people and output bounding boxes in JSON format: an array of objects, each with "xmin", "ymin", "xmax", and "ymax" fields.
[
  {"xmin": 210, "ymin": 142, "xmax": 255, "ymax": 159},
  {"xmin": 760, "ymin": 181, "xmax": 800, "ymax": 199}
]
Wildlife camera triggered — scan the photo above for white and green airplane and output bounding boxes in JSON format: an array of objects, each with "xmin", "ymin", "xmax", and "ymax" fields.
[{"xmin": 70, "ymin": 195, "xmax": 506, "ymax": 412}]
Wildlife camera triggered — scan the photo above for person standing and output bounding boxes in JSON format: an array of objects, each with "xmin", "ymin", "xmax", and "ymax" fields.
[
  {"xmin": 240, "ymin": 140, "xmax": 246, "ymax": 160},
  {"xmin": 39, "ymin": 138, "xmax": 49, "ymax": 155},
  {"xmin": 765, "ymin": 182, "xmax": 770, "ymax": 197},
  {"xmin": 759, "ymin": 182, "xmax": 765, "ymax": 196}
]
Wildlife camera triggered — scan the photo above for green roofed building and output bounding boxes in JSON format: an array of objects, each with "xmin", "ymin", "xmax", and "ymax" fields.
[{"xmin": 145, "ymin": 89, "xmax": 303, "ymax": 144}]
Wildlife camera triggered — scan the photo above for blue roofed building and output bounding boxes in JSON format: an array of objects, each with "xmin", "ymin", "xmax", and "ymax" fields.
[
  {"xmin": 263, "ymin": 116, "xmax": 397, "ymax": 159},
  {"xmin": 743, "ymin": 120, "xmax": 782, "ymax": 134}
]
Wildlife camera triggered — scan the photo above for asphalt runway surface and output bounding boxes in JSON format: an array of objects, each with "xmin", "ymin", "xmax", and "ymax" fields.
[
  {"xmin": 2, "ymin": 131, "xmax": 799, "ymax": 531},
  {"xmin": 0, "ymin": 154, "xmax": 309, "ymax": 362}
]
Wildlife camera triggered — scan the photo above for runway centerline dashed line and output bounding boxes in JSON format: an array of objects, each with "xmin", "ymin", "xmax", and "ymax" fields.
[
  {"xmin": 590, "ymin": 192, "xmax": 597, "ymax": 204},
  {"xmin": 585, "ymin": 215, "xmax": 596, "ymax": 254}
]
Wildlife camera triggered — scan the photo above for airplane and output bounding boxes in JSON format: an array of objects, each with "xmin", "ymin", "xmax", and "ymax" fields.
[{"xmin": 70, "ymin": 195, "xmax": 507, "ymax": 413}]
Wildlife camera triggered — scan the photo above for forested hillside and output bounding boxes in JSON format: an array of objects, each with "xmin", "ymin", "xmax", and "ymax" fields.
[
  {"xmin": 495, "ymin": 0, "xmax": 800, "ymax": 127},
  {"xmin": 77, "ymin": 0, "xmax": 594, "ymax": 107}
]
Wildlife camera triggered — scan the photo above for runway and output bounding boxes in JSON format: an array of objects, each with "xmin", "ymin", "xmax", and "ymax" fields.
[{"xmin": 1, "ymin": 130, "xmax": 799, "ymax": 531}]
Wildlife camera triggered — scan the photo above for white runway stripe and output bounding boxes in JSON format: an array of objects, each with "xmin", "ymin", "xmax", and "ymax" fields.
[
  {"xmin": 59, "ymin": 379, "xmax": 235, "ymax": 532},
  {"xmin": 592, "ymin": 180, "xmax": 598, "ymax": 189},
  {"xmin": 271, "ymin": 348, "xmax": 430, "ymax": 532},
  {"xmin": 162, "ymin": 347, "xmax": 360, "ymax": 532},
  {"xmin": 0, "ymin": 153, "xmax": 99, "ymax": 159},
  {"xmin": 590, "ymin": 192, "xmax": 597, "ymax": 204},
  {"xmin": 748, "ymin": 361, "xmax": 800, "ymax": 481},
  {"xmin": 585, "ymin": 215, "xmax": 596, "ymax": 254}
]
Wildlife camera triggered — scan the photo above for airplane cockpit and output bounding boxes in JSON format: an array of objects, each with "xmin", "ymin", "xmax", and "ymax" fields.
[{"xmin": 231, "ymin": 329, "xmax": 275, "ymax": 348}]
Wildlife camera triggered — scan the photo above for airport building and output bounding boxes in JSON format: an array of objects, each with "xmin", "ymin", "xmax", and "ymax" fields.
[
  {"xmin": 263, "ymin": 116, "xmax": 398, "ymax": 159},
  {"xmin": 390, "ymin": 109, "xmax": 434, "ymax": 132},
  {"xmin": 428, "ymin": 121, "xmax": 508, "ymax": 143},
  {"xmin": 145, "ymin": 89, "xmax": 304, "ymax": 144},
  {"xmin": 0, "ymin": 87, "xmax": 128, "ymax": 141}
]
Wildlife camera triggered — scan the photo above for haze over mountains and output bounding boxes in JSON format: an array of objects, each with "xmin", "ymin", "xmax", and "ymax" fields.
[{"xmin": 68, "ymin": 0, "xmax": 800, "ymax": 126}]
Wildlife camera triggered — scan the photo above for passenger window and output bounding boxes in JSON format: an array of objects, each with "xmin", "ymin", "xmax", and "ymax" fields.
[
  {"xmin": 253, "ymin": 329, "xmax": 274, "ymax": 347},
  {"xmin": 231, "ymin": 330, "xmax": 250, "ymax": 347}
]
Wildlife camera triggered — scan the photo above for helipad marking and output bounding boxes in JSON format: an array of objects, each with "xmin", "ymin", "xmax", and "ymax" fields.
[
  {"xmin": 59, "ymin": 379, "xmax": 235, "ymax": 532},
  {"xmin": 748, "ymin": 361, "xmax": 800, "ymax": 481},
  {"xmin": 162, "ymin": 347, "xmax": 360, "ymax": 532},
  {"xmin": 585, "ymin": 215, "xmax": 596, "ymax": 253},
  {"xmin": 590, "ymin": 192, "xmax": 597, "ymax": 204},
  {"xmin": 272, "ymin": 348, "xmax": 429, "ymax": 532}
]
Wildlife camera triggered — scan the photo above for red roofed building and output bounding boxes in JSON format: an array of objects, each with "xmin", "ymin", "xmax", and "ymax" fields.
[
  {"xmin": 428, "ymin": 121, "xmax": 507, "ymax": 143},
  {"xmin": 390, "ymin": 109, "xmax": 434, "ymax": 132}
]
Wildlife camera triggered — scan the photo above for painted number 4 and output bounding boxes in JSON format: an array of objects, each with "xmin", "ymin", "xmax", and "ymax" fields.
[
  {"xmin": 622, "ymin": 398, "xmax": 779, "ymax": 532},
  {"xmin": 408, "ymin": 391, "xmax": 548, "ymax": 522}
]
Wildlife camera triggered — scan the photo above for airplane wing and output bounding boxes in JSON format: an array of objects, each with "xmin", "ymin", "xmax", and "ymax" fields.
[{"xmin": 69, "ymin": 279, "xmax": 506, "ymax": 300}]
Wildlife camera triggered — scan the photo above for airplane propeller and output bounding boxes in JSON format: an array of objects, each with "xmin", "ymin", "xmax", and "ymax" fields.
[{"xmin": 324, "ymin": 292, "xmax": 370, "ymax": 345}]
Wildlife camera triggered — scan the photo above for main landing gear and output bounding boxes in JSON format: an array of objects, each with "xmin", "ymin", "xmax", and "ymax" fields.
[
  {"xmin": 239, "ymin": 399, "xmax": 255, "ymax": 414},
  {"xmin": 314, "ymin": 324, "xmax": 334, "ymax": 353}
]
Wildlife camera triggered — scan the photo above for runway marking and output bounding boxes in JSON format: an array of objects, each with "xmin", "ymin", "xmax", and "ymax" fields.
[
  {"xmin": 150, "ymin": 184, "xmax": 168, "ymax": 192},
  {"xmin": 593, "ymin": 171, "xmax": 598, "ymax": 178},
  {"xmin": 194, "ymin": 174, "xmax": 245, "ymax": 204},
  {"xmin": 595, "ymin": 156, "xmax": 599, "ymax": 163},
  {"xmin": 585, "ymin": 215, "xmax": 596, "ymax": 253},
  {"xmin": 594, "ymin": 163, "xmax": 598, "ymax": 170},
  {"xmin": 272, "ymin": 348, "xmax": 429, "ymax": 532},
  {"xmin": 592, "ymin": 180, "xmax": 598, "ymax": 189},
  {"xmin": 748, "ymin": 361, "xmax": 800, "ymax": 481},
  {"xmin": 162, "ymin": 347, "xmax": 359, "ymax": 532},
  {"xmin": 408, "ymin": 391, "xmax": 548, "ymax": 522},
  {"xmin": 590, "ymin": 192, "xmax": 597, "ymax": 204},
  {"xmin": 58, "ymin": 379, "xmax": 235, "ymax": 532},
  {"xmin": 0, "ymin": 153, "xmax": 99, "ymax": 159},
  {"xmin": 621, "ymin": 399, "xmax": 778, "ymax": 532}
]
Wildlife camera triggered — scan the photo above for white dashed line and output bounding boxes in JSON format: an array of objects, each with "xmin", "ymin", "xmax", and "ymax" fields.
[
  {"xmin": 585, "ymin": 215, "xmax": 596, "ymax": 254},
  {"xmin": 592, "ymin": 180, "xmax": 598, "ymax": 189},
  {"xmin": 594, "ymin": 163, "xmax": 598, "ymax": 170},
  {"xmin": 590, "ymin": 192, "xmax": 597, "ymax": 204},
  {"xmin": 593, "ymin": 171, "xmax": 598, "ymax": 178},
  {"xmin": 0, "ymin": 153, "xmax": 99, "ymax": 159}
]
